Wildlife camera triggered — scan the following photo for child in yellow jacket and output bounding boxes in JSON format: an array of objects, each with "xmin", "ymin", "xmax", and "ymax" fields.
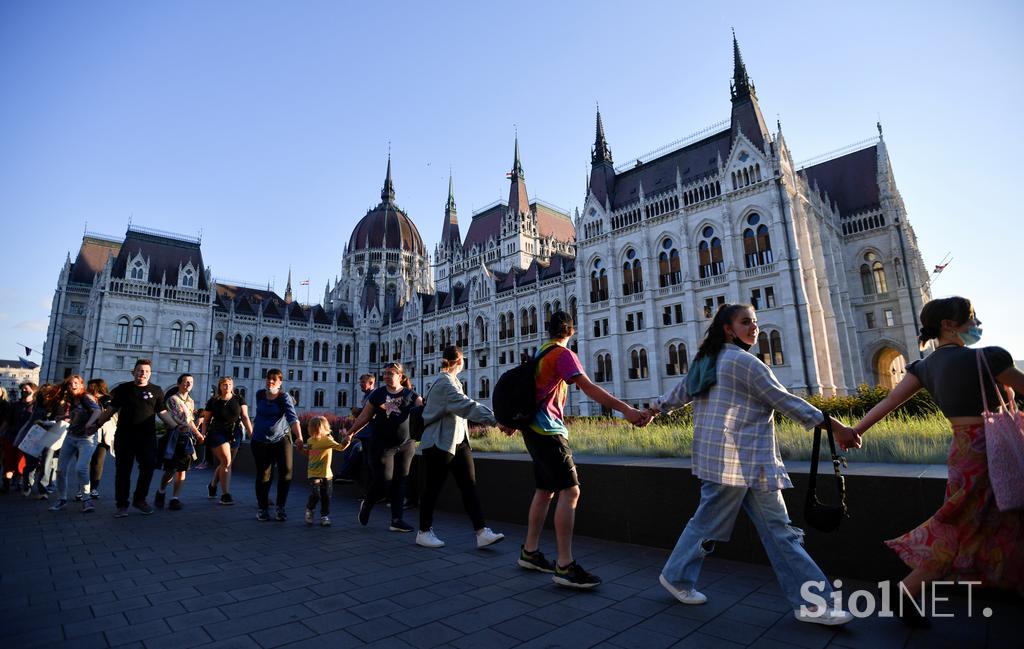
[{"xmin": 300, "ymin": 416, "xmax": 351, "ymax": 526}]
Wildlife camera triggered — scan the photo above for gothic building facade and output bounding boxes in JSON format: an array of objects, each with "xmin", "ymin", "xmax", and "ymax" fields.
[{"xmin": 41, "ymin": 37, "xmax": 928, "ymax": 415}]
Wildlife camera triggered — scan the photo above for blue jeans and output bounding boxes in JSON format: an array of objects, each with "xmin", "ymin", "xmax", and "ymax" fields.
[
  {"xmin": 661, "ymin": 480, "xmax": 833, "ymax": 610},
  {"xmin": 56, "ymin": 435, "xmax": 97, "ymax": 501}
]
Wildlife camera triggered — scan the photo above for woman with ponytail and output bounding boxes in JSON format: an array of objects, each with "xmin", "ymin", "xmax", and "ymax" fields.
[
  {"xmin": 414, "ymin": 345, "xmax": 505, "ymax": 549},
  {"xmin": 649, "ymin": 304, "xmax": 859, "ymax": 626},
  {"xmin": 853, "ymin": 296, "xmax": 1024, "ymax": 625}
]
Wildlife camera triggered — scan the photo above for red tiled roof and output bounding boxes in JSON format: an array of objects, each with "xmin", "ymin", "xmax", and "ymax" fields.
[{"xmin": 69, "ymin": 236, "xmax": 121, "ymax": 285}]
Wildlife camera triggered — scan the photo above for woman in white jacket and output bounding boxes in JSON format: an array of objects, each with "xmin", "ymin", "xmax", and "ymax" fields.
[{"xmin": 416, "ymin": 345, "xmax": 505, "ymax": 549}]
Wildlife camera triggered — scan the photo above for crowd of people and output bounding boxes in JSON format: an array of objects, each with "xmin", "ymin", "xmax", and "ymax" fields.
[{"xmin": 0, "ymin": 296, "xmax": 1020, "ymax": 629}]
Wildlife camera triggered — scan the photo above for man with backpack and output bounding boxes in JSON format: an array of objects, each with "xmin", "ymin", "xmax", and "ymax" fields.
[{"xmin": 511, "ymin": 311, "xmax": 651, "ymax": 589}]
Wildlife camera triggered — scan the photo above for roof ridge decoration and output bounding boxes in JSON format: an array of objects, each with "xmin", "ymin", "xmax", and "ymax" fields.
[
  {"xmin": 730, "ymin": 28, "xmax": 756, "ymax": 101},
  {"xmin": 592, "ymin": 104, "xmax": 613, "ymax": 165}
]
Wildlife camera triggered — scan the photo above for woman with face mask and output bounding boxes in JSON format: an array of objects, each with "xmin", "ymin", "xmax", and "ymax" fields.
[{"xmin": 853, "ymin": 296, "xmax": 1024, "ymax": 626}]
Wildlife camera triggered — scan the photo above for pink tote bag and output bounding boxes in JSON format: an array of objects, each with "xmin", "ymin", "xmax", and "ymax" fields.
[{"xmin": 977, "ymin": 350, "xmax": 1024, "ymax": 511}]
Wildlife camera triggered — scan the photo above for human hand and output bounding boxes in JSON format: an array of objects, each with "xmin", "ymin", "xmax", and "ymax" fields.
[
  {"xmin": 625, "ymin": 407, "xmax": 652, "ymax": 428},
  {"xmin": 832, "ymin": 422, "xmax": 862, "ymax": 451},
  {"xmin": 498, "ymin": 424, "xmax": 517, "ymax": 437}
]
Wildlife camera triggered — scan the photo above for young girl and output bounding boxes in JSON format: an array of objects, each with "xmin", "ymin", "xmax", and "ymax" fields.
[
  {"xmin": 853, "ymin": 296, "xmax": 1024, "ymax": 625},
  {"xmin": 301, "ymin": 416, "xmax": 350, "ymax": 527},
  {"xmin": 650, "ymin": 304, "xmax": 859, "ymax": 626}
]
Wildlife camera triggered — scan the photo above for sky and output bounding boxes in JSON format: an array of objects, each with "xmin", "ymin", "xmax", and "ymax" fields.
[{"xmin": 1, "ymin": 0, "xmax": 1021, "ymax": 364}]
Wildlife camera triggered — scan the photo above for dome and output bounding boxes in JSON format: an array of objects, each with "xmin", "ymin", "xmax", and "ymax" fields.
[
  {"xmin": 347, "ymin": 156, "xmax": 427, "ymax": 257},
  {"xmin": 348, "ymin": 203, "xmax": 426, "ymax": 256}
]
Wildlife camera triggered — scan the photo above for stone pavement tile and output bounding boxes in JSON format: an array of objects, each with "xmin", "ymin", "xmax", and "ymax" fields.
[
  {"xmin": 670, "ymin": 631, "xmax": 746, "ymax": 648},
  {"xmin": 270, "ymin": 574, "xmax": 320, "ymax": 592},
  {"xmin": 205, "ymin": 604, "xmax": 309, "ymax": 641},
  {"xmin": 349, "ymin": 597, "xmax": 407, "ymax": 621},
  {"xmin": 60, "ymin": 589, "xmax": 116, "ymax": 611},
  {"xmin": 610, "ymin": 593, "xmax": 674, "ymax": 617},
  {"xmin": 299, "ymin": 609, "xmax": 362, "ymax": 635},
  {"xmin": 104, "ymin": 619, "xmax": 172, "ymax": 646},
  {"xmin": 346, "ymin": 616, "xmax": 410, "ymax": 643},
  {"xmin": 606, "ymin": 625, "xmax": 678, "ymax": 649},
  {"xmin": 462, "ymin": 583, "xmax": 521, "ymax": 604},
  {"xmin": 146, "ymin": 585, "xmax": 202, "ymax": 606},
  {"xmin": 447, "ymin": 627, "xmax": 520, "ymax": 649},
  {"xmin": 195, "ymin": 572, "xmax": 273, "ymax": 595},
  {"xmin": 761, "ymin": 614, "xmax": 837, "ymax": 649},
  {"xmin": 698, "ymin": 615, "xmax": 767, "ymax": 644},
  {"xmin": 394, "ymin": 620, "xmax": 465, "ymax": 648},
  {"xmin": 166, "ymin": 606, "xmax": 229, "ymax": 631},
  {"xmin": 443, "ymin": 598, "xmax": 535, "ymax": 634},
  {"xmin": 250, "ymin": 621, "xmax": 317, "ymax": 648},
  {"xmin": 201, "ymin": 636, "xmax": 263, "ymax": 649},
  {"xmin": 63, "ymin": 612, "xmax": 129, "ymax": 638},
  {"xmin": 125, "ymin": 600, "xmax": 186, "ymax": 624},
  {"xmin": 558, "ymin": 591, "xmax": 618, "ymax": 613},
  {"xmin": 277, "ymin": 629, "xmax": 363, "ymax": 649},
  {"xmin": 92, "ymin": 595, "xmax": 153, "ymax": 617},
  {"xmin": 37, "ymin": 631, "xmax": 109, "ymax": 649},
  {"xmin": 741, "ymin": 590, "xmax": 797, "ymax": 613},
  {"xmin": 527, "ymin": 599, "xmax": 591, "ymax": 625},
  {"xmin": 511, "ymin": 586, "xmax": 568, "ymax": 607},
  {"xmin": 718, "ymin": 602, "xmax": 789, "ymax": 628},
  {"xmin": 304, "ymin": 591, "xmax": 359, "ymax": 615},
  {"xmin": 360, "ymin": 638, "xmax": 416, "ymax": 649},
  {"xmin": 1, "ymin": 625, "xmax": 65, "ymax": 649},
  {"xmin": 902, "ymin": 615, "xmax": 984, "ymax": 649},
  {"xmin": 84, "ymin": 576, "xmax": 135, "ymax": 595},
  {"xmin": 348, "ymin": 575, "xmax": 434, "ymax": 604},
  {"xmin": 387, "ymin": 594, "xmax": 481, "ymax": 627},
  {"xmin": 826, "ymin": 614, "xmax": 911, "ymax": 649},
  {"xmin": 113, "ymin": 581, "xmax": 168, "ymax": 600},
  {"xmin": 307, "ymin": 578, "xmax": 359, "ymax": 597},
  {"xmin": 515, "ymin": 618, "xmax": 617, "ymax": 648},
  {"xmin": 631, "ymin": 613, "xmax": 703, "ymax": 639},
  {"xmin": 142, "ymin": 627, "xmax": 213, "ymax": 649},
  {"xmin": 425, "ymin": 579, "xmax": 477, "ymax": 598},
  {"xmin": 228, "ymin": 583, "xmax": 281, "ymax": 601},
  {"xmin": 491, "ymin": 615, "xmax": 558, "ymax": 641},
  {"xmin": 220, "ymin": 587, "xmax": 319, "ymax": 619},
  {"xmin": 580, "ymin": 607, "xmax": 645, "ymax": 632},
  {"xmin": 180, "ymin": 590, "xmax": 237, "ymax": 612}
]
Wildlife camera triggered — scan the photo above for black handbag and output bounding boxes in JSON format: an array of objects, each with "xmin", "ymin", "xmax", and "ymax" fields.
[{"xmin": 804, "ymin": 414, "xmax": 849, "ymax": 532}]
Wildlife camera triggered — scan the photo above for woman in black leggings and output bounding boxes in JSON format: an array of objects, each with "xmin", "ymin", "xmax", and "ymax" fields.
[
  {"xmin": 86, "ymin": 379, "xmax": 113, "ymax": 499},
  {"xmin": 250, "ymin": 369, "xmax": 303, "ymax": 522},
  {"xmin": 346, "ymin": 362, "xmax": 421, "ymax": 533},
  {"xmin": 416, "ymin": 346, "xmax": 505, "ymax": 549}
]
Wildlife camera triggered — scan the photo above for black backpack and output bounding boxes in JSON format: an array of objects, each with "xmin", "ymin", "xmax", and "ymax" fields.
[{"xmin": 493, "ymin": 345, "xmax": 558, "ymax": 431}]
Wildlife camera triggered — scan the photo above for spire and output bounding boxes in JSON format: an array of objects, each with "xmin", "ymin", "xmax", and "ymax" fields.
[
  {"xmin": 381, "ymin": 153, "xmax": 396, "ymax": 204},
  {"xmin": 284, "ymin": 268, "xmax": 293, "ymax": 304},
  {"xmin": 507, "ymin": 133, "xmax": 530, "ymax": 216},
  {"xmin": 441, "ymin": 172, "xmax": 462, "ymax": 249},
  {"xmin": 730, "ymin": 29, "xmax": 756, "ymax": 101},
  {"xmin": 592, "ymin": 104, "xmax": 613, "ymax": 164},
  {"xmin": 446, "ymin": 173, "xmax": 456, "ymax": 212}
]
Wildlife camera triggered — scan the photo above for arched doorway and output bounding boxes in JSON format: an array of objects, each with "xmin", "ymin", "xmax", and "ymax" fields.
[{"xmin": 875, "ymin": 347, "xmax": 907, "ymax": 390}]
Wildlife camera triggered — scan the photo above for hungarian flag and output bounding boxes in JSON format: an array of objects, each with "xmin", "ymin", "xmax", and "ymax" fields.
[
  {"xmin": 933, "ymin": 263, "xmax": 948, "ymax": 274},
  {"xmin": 300, "ymin": 279, "xmax": 310, "ymax": 286}
]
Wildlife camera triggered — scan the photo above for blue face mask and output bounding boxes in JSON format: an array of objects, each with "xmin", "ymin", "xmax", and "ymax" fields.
[{"xmin": 958, "ymin": 326, "xmax": 983, "ymax": 346}]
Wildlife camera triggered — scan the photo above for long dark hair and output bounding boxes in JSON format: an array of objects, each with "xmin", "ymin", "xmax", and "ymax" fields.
[
  {"xmin": 917, "ymin": 296, "xmax": 973, "ymax": 349},
  {"xmin": 694, "ymin": 304, "xmax": 753, "ymax": 362}
]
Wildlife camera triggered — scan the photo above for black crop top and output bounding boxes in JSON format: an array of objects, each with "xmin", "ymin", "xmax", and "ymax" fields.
[{"xmin": 905, "ymin": 345, "xmax": 1014, "ymax": 418}]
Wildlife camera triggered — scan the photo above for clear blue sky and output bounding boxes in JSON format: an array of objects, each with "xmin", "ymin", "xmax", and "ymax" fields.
[{"xmin": 2, "ymin": 1, "xmax": 1021, "ymax": 363}]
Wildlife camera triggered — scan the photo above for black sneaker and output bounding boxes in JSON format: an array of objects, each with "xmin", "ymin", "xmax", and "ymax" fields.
[
  {"xmin": 256, "ymin": 509, "xmax": 270, "ymax": 522},
  {"xmin": 133, "ymin": 501, "xmax": 155, "ymax": 515},
  {"xmin": 208, "ymin": 483, "xmax": 217, "ymax": 499},
  {"xmin": 517, "ymin": 546, "xmax": 556, "ymax": 573},
  {"xmin": 154, "ymin": 491, "xmax": 166, "ymax": 509},
  {"xmin": 74, "ymin": 492, "xmax": 84, "ymax": 502},
  {"xmin": 357, "ymin": 500, "xmax": 371, "ymax": 526},
  {"xmin": 389, "ymin": 519, "xmax": 413, "ymax": 532},
  {"xmin": 275, "ymin": 507, "xmax": 287, "ymax": 522},
  {"xmin": 220, "ymin": 493, "xmax": 234, "ymax": 506},
  {"xmin": 553, "ymin": 561, "xmax": 601, "ymax": 589},
  {"xmin": 168, "ymin": 498, "xmax": 182, "ymax": 511}
]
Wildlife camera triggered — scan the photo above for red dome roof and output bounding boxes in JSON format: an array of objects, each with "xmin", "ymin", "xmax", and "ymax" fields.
[{"xmin": 348, "ymin": 203, "xmax": 426, "ymax": 256}]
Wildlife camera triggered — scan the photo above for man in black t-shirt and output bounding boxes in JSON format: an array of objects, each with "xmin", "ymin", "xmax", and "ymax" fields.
[{"xmin": 101, "ymin": 359, "xmax": 174, "ymax": 517}]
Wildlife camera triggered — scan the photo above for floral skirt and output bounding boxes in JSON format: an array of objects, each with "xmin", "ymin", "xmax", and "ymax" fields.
[{"xmin": 885, "ymin": 423, "xmax": 1023, "ymax": 589}]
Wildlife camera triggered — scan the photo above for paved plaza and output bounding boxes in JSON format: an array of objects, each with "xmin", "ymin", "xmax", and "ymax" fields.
[{"xmin": 1, "ymin": 469, "xmax": 1019, "ymax": 649}]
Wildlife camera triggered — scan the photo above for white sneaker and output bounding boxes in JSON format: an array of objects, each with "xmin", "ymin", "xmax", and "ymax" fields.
[
  {"xmin": 659, "ymin": 574, "xmax": 707, "ymax": 605},
  {"xmin": 416, "ymin": 529, "xmax": 445, "ymax": 548},
  {"xmin": 475, "ymin": 527, "xmax": 505, "ymax": 548},
  {"xmin": 794, "ymin": 606, "xmax": 854, "ymax": 626}
]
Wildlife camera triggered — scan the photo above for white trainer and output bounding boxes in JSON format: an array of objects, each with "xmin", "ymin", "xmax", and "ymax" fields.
[
  {"xmin": 416, "ymin": 528, "xmax": 445, "ymax": 548},
  {"xmin": 659, "ymin": 574, "xmax": 708, "ymax": 605},
  {"xmin": 475, "ymin": 527, "xmax": 505, "ymax": 548},
  {"xmin": 794, "ymin": 606, "xmax": 854, "ymax": 626}
]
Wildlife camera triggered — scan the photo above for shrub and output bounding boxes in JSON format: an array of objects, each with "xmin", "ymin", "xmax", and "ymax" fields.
[{"xmin": 802, "ymin": 383, "xmax": 940, "ymax": 421}]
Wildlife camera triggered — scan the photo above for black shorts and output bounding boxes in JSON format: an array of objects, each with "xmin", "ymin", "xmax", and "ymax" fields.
[
  {"xmin": 521, "ymin": 430, "xmax": 579, "ymax": 492},
  {"xmin": 159, "ymin": 436, "xmax": 192, "ymax": 473}
]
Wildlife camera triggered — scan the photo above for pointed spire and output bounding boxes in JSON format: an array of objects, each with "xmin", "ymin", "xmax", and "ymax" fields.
[
  {"xmin": 446, "ymin": 172, "xmax": 456, "ymax": 212},
  {"xmin": 284, "ymin": 268, "xmax": 293, "ymax": 304},
  {"xmin": 511, "ymin": 131, "xmax": 524, "ymax": 181},
  {"xmin": 381, "ymin": 153, "xmax": 396, "ymax": 204},
  {"xmin": 441, "ymin": 172, "xmax": 462, "ymax": 249},
  {"xmin": 592, "ymin": 104, "xmax": 613, "ymax": 165},
  {"xmin": 730, "ymin": 29, "xmax": 756, "ymax": 101},
  {"xmin": 507, "ymin": 132, "xmax": 530, "ymax": 216}
]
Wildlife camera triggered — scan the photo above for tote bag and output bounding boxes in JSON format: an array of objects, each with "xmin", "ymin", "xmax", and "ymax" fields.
[
  {"xmin": 977, "ymin": 350, "xmax": 1024, "ymax": 511},
  {"xmin": 18, "ymin": 421, "xmax": 69, "ymax": 458}
]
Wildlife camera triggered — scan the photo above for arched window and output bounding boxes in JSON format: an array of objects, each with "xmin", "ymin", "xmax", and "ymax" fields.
[
  {"xmin": 698, "ymin": 226, "xmax": 724, "ymax": 278},
  {"xmin": 336, "ymin": 343, "xmax": 343, "ymax": 363},
  {"xmin": 129, "ymin": 258, "xmax": 146, "ymax": 280},
  {"xmin": 181, "ymin": 268, "xmax": 195, "ymax": 288},
  {"xmin": 117, "ymin": 317, "xmax": 130, "ymax": 344},
  {"xmin": 569, "ymin": 298, "xmax": 577, "ymax": 325},
  {"xmin": 742, "ymin": 215, "xmax": 773, "ymax": 268},
  {"xmin": 666, "ymin": 343, "xmax": 688, "ymax": 375},
  {"xmin": 287, "ymin": 339, "xmax": 296, "ymax": 360},
  {"xmin": 590, "ymin": 258, "xmax": 608, "ymax": 302},
  {"xmin": 214, "ymin": 331, "xmax": 224, "ymax": 355},
  {"xmin": 385, "ymin": 283, "xmax": 398, "ymax": 314},
  {"xmin": 313, "ymin": 341, "xmax": 320, "ymax": 362},
  {"xmin": 529, "ymin": 307, "xmax": 538, "ymax": 334},
  {"xmin": 243, "ymin": 335, "xmax": 253, "ymax": 358},
  {"xmin": 262, "ymin": 337, "xmax": 271, "ymax": 358},
  {"xmin": 770, "ymin": 331, "xmax": 784, "ymax": 366},
  {"xmin": 171, "ymin": 322, "xmax": 182, "ymax": 347},
  {"xmin": 872, "ymin": 261, "xmax": 888, "ymax": 294},
  {"xmin": 629, "ymin": 348, "xmax": 649, "ymax": 379},
  {"xmin": 476, "ymin": 316, "xmax": 487, "ymax": 343},
  {"xmin": 544, "ymin": 302, "xmax": 553, "ymax": 328},
  {"xmin": 271, "ymin": 338, "xmax": 280, "ymax": 359},
  {"xmin": 184, "ymin": 323, "xmax": 195, "ymax": 349},
  {"xmin": 893, "ymin": 257, "xmax": 904, "ymax": 287},
  {"xmin": 298, "ymin": 340, "xmax": 305, "ymax": 361},
  {"xmin": 232, "ymin": 333, "xmax": 242, "ymax": 356},
  {"xmin": 344, "ymin": 344, "xmax": 351, "ymax": 363},
  {"xmin": 369, "ymin": 342, "xmax": 377, "ymax": 363},
  {"xmin": 479, "ymin": 377, "xmax": 490, "ymax": 399},
  {"xmin": 757, "ymin": 332, "xmax": 771, "ymax": 365},
  {"xmin": 131, "ymin": 318, "xmax": 144, "ymax": 345},
  {"xmin": 861, "ymin": 252, "xmax": 888, "ymax": 294},
  {"xmin": 520, "ymin": 308, "xmax": 529, "ymax": 336},
  {"xmin": 860, "ymin": 264, "xmax": 874, "ymax": 295},
  {"xmin": 659, "ymin": 238, "xmax": 682, "ymax": 287},
  {"xmin": 314, "ymin": 389, "xmax": 325, "ymax": 408},
  {"xmin": 499, "ymin": 313, "xmax": 507, "ymax": 340}
]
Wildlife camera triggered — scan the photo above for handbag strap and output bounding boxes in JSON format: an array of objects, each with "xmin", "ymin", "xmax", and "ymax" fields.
[
  {"xmin": 976, "ymin": 349, "xmax": 1014, "ymax": 415},
  {"xmin": 809, "ymin": 412, "xmax": 846, "ymax": 500}
]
